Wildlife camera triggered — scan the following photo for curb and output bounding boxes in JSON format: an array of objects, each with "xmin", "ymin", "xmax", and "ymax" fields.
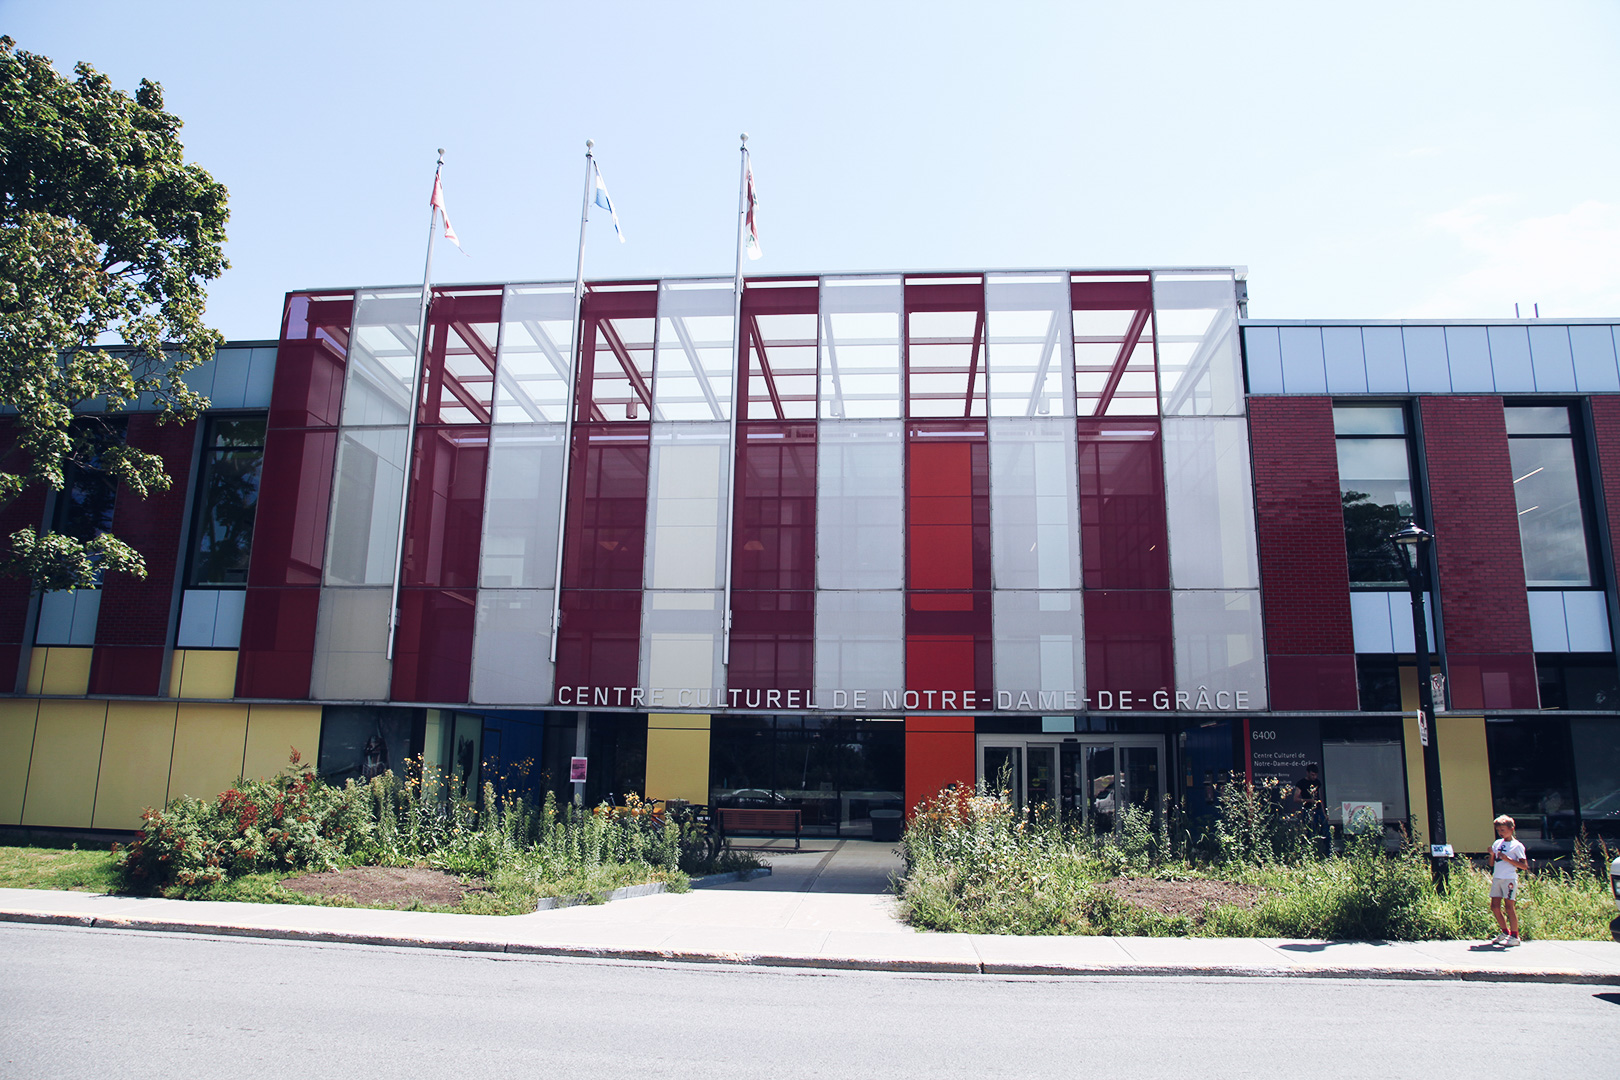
[
  {"xmin": 534, "ymin": 881, "xmax": 668, "ymax": 912},
  {"xmin": 3, "ymin": 909, "xmax": 1617, "ymax": 983}
]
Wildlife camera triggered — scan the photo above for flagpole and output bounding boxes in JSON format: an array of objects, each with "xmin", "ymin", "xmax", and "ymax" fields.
[
  {"xmin": 721, "ymin": 133, "xmax": 749, "ymax": 667},
  {"xmin": 386, "ymin": 149, "xmax": 444, "ymax": 661},
  {"xmin": 549, "ymin": 140, "xmax": 598, "ymax": 664}
]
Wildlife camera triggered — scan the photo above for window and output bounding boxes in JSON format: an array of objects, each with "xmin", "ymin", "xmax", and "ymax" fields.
[
  {"xmin": 1485, "ymin": 719, "xmax": 1577, "ymax": 842},
  {"xmin": 1506, "ymin": 405, "xmax": 1595, "ymax": 587},
  {"xmin": 1333, "ymin": 406, "xmax": 1414, "ymax": 588},
  {"xmin": 187, "ymin": 416, "xmax": 266, "ymax": 586},
  {"xmin": 53, "ymin": 417, "xmax": 127, "ymax": 547}
]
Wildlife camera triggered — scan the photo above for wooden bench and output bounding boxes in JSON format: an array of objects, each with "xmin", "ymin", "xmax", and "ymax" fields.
[{"xmin": 716, "ymin": 807, "xmax": 802, "ymax": 850}]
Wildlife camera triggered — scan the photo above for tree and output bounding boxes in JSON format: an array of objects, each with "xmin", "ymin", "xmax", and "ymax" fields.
[{"xmin": 0, "ymin": 37, "xmax": 228, "ymax": 590}]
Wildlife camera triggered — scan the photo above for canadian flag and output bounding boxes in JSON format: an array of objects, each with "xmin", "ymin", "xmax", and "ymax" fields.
[
  {"xmin": 744, "ymin": 165, "xmax": 761, "ymax": 260},
  {"xmin": 430, "ymin": 171, "xmax": 464, "ymax": 251}
]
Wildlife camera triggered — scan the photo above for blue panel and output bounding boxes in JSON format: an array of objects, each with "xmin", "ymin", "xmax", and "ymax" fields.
[
  {"xmin": 180, "ymin": 356, "xmax": 216, "ymax": 399},
  {"xmin": 1322, "ymin": 327, "xmax": 1368, "ymax": 394},
  {"xmin": 243, "ymin": 346, "xmax": 277, "ymax": 408},
  {"xmin": 210, "ymin": 348, "xmax": 251, "ymax": 409},
  {"xmin": 1569, "ymin": 325, "xmax": 1620, "ymax": 392},
  {"xmin": 1528, "ymin": 326, "xmax": 1577, "ymax": 392},
  {"xmin": 1487, "ymin": 326, "xmax": 1535, "ymax": 392},
  {"xmin": 1401, "ymin": 327, "xmax": 1451, "ymax": 393},
  {"xmin": 1278, "ymin": 327, "xmax": 1327, "ymax": 394},
  {"xmin": 1242, "ymin": 326, "xmax": 1283, "ymax": 394},
  {"xmin": 1360, "ymin": 327, "xmax": 1408, "ymax": 393},
  {"xmin": 1443, "ymin": 326, "xmax": 1493, "ymax": 392}
]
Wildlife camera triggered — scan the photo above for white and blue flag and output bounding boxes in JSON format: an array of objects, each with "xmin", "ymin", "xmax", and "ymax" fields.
[{"xmin": 593, "ymin": 162, "xmax": 625, "ymax": 243}]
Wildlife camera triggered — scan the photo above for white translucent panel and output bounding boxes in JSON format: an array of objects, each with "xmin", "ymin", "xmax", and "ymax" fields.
[
  {"xmin": 1570, "ymin": 325, "xmax": 1620, "ymax": 392},
  {"xmin": 639, "ymin": 590, "xmax": 725, "ymax": 702},
  {"xmin": 1152, "ymin": 271, "xmax": 1243, "ymax": 417},
  {"xmin": 655, "ymin": 280, "xmax": 735, "ymax": 422},
  {"xmin": 1162, "ymin": 417, "xmax": 1259, "ymax": 590},
  {"xmin": 36, "ymin": 589, "xmax": 100, "ymax": 646},
  {"xmin": 908, "ymin": 308, "xmax": 985, "ymax": 418},
  {"xmin": 1322, "ymin": 327, "xmax": 1369, "ymax": 394},
  {"xmin": 479, "ymin": 424, "xmax": 566, "ymax": 589},
  {"xmin": 1529, "ymin": 325, "xmax": 1577, "ymax": 392},
  {"xmin": 341, "ymin": 289, "xmax": 422, "ymax": 426},
  {"xmin": 1278, "ymin": 327, "xmax": 1327, "ymax": 394},
  {"xmin": 325, "ymin": 426, "xmax": 409, "ymax": 586},
  {"xmin": 987, "ymin": 273, "xmax": 1074, "ymax": 417},
  {"xmin": 1444, "ymin": 326, "xmax": 1493, "ymax": 392},
  {"xmin": 1243, "ymin": 326, "xmax": 1283, "ymax": 394},
  {"xmin": 992, "ymin": 591, "xmax": 1085, "ymax": 702},
  {"xmin": 814, "ymin": 590, "xmax": 904, "ymax": 705},
  {"xmin": 1401, "ymin": 327, "xmax": 1450, "ymax": 393},
  {"xmin": 1361, "ymin": 326, "xmax": 1408, "ymax": 393},
  {"xmin": 1172, "ymin": 590, "xmax": 1267, "ymax": 709},
  {"xmin": 310, "ymin": 587, "xmax": 392, "ymax": 700},
  {"xmin": 1486, "ymin": 325, "xmax": 1534, "ymax": 392},
  {"xmin": 816, "ymin": 420, "xmax": 904, "ymax": 589},
  {"xmin": 1527, "ymin": 591, "xmax": 1570, "ymax": 652},
  {"xmin": 471, "ymin": 589, "xmax": 554, "ymax": 704},
  {"xmin": 1562, "ymin": 590, "xmax": 1612, "ymax": 652},
  {"xmin": 820, "ymin": 276, "xmax": 903, "ymax": 419},
  {"xmin": 644, "ymin": 424, "xmax": 728, "ymax": 590},
  {"xmin": 988, "ymin": 418, "xmax": 1080, "ymax": 590},
  {"xmin": 494, "ymin": 283, "xmax": 574, "ymax": 423}
]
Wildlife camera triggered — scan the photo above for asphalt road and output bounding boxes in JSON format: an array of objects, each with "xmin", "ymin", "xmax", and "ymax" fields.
[{"xmin": 1, "ymin": 924, "xmax": 1615, "ymax": 1080}]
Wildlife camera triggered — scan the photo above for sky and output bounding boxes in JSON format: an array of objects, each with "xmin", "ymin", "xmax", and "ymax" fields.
[{"xmin": 7, "ymin": 0, "xmax": 1619, "ymax": 341}]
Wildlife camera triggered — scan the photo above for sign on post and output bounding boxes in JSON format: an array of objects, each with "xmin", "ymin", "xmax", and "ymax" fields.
[{"xmin": 569, "ymin": 756, "xmax": 588, "ymax": 783}]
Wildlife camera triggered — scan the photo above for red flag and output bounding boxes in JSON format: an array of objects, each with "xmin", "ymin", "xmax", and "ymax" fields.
[
  {"xmin": 744, "ymin": 165, "xmax": 761, "ymax": 260},
  {"xmin": 430, "ymin": 171, "xmax": 464, "ymax": 251}
]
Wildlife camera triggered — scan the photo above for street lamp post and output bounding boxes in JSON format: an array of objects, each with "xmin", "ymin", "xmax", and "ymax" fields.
[{"xmin": 1391, "ymin": 521, "xmax": 1449, "ymax": 893}]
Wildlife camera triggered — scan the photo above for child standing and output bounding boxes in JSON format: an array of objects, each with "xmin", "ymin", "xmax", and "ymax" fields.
[{"xmin": 1488, "ymin": 814, "xmax": 1528, "ymax": 946}]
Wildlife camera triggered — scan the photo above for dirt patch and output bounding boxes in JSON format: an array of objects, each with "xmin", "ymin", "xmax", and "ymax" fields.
[
  {"xmin": 1097, "ymin": 877, "xmax": 1266, "ymax": 922},
  {"xmin": 278, "ymin": 867, "xmax": 484, "ymax": 909}
]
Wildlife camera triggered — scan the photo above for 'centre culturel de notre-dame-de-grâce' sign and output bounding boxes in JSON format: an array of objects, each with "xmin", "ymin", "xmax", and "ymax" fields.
[{"xmin": 553, "ymin": 684, "xmax": 1254, "ymax": 713}]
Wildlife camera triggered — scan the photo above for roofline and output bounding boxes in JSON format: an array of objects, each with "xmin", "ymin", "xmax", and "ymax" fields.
[{"xmin": 1242, "ymin": 318, "xmax": 1620, "ymax": 327}]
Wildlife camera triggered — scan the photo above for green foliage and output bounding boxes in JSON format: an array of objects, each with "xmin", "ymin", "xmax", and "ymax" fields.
[
  {"xmin": 0, "ymin": 37, "xmax": 228, "ymax": 588},
  {"xmin": 0, "ymin": 840, "xmax": 119, "ymax": 891}
]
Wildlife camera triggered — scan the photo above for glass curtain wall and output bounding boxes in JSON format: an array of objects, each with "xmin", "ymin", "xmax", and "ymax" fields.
[{"xmin": 709, "ymin": 715, "xmax": 903, "ymax": 835}]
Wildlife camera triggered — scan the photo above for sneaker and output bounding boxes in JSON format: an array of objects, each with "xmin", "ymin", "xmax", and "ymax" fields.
[
  {"xmin": 1505, "ymin": 936, "xmax": 1521, "ymax": 947},
  {"xmin": 1491, "ymin": 933, "xmax": 1509, "ymax": 945}
]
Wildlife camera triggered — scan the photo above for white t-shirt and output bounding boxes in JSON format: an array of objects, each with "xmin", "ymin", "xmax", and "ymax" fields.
[{"xmin": 1491, "ymin": 837, "xmax": 1526, "ymax": 881}]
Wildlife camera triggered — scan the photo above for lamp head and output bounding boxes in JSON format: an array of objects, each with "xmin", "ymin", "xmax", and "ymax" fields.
[{"xmin": 1389, "ymin": 522, "xmax": 1433, "ymax": 569}]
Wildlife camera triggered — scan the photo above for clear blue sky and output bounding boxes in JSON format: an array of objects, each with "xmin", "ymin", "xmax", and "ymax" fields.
[{"xmin": 8, "ymin": 0, "xmax": 1619, "ymax": 340}]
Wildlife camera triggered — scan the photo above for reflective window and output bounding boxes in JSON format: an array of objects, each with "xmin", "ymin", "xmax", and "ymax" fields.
[
  {"xmin": 1486, "ymin": 719, "xmax": 1577, "ymax": 842},
  {"xmin": 1572, "ymin": 718, "xmax": 1620, "ymax": 838},
  {"xmin": 187, "ymin": 416, "xmax": 266, "ymax": 586},
  {"xmin": 1507, "ymin": 405, "xmax": 1592, "ymax": 587},
  {"xmin": 819, "ymin": 276, "xmax": 902, "ymax": 419},
  {"xmin": 53, "ymin": 416, "xmax": 127, "ymax": 548},
  {"xmin": 1334, "ymin": 406, "xmax": 1414, "ymax": 588}
]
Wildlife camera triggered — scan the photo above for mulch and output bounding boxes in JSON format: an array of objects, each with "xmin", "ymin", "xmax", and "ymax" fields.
[
  {"xmin": 277, "ymin": 866, "xmax": 485, "ymax": 909},
  {"xmin": 1097, "ymin": 877, "xmax": 1267, "ymax": 922}
]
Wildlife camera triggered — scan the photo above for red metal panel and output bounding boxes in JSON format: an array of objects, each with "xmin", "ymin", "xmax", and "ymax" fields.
[
  {"xmin": 401, "ymin": 426, "xmax": 488, "ymax": 589},
  {"xmin": 904, "ymin": 717, "xmax": 975, "ymax": 816},
  {"xmin": 1589, "ymin": 397, "xmax": 1620, "ymax": 619},
  {"xmin": 905, "ymin": 592, "xmax": 992, "ymax": 697},
  {"xmin": 1077, "ymin": 419, "xmax": 1169, "ymax": 590},
  {"xmin": 93, "ymin": 415, "xmax": 195, "ymax": 651},
  {"xmin": 1071, "ymin": 278, "xmax": 1152, "ymax": 311},
  {"xmin": 390, "ymin": 588, "xmax": 477, "ymax": 703},
  {"xmin": 269, "ymin": 291, "xmax": 351, "ymax": 429},
  {"xmin": 906, "ymin": 431, "xmax": 989, "ymax": 592},
  {"xmin": 560, "ymin": 421, "xmax": 650, "ymax": 590},
  {"xmin": 1420, "ymin": 397, "xmax": 1538, "ymax": 709},
  {"xmin": 728, "ymin": 590, "xmax": 813, "ymax": 692},
  {"xmin": 246, "ymin": 429, "xmax": 337, "ymax": 588},
  {"xmin": 1083, "ymin": 590, "xmax": 1173, "ymax": 696},
  {"xmin": 235, "ymin": 587, "xmax": 320, "ymax": 698},
  {"xmin": 732, "ymin": 422, "xmax": 816, "ymax": 592},
  {"xmin": 554, "ymin": 589, "xmax": 642, "ymax": 695},
  {"xmin": 1248, "ymin": 397, "xmax": 1357, "ymax": 710},
  {"xmin": 87, "ymin": 645, "xmax": 164, "ymax": 695}
]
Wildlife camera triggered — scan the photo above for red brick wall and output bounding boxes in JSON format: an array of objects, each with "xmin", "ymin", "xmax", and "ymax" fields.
[
  {"xmin": 1248, "ymin": 396, "xmax": 1357, "ymax": 709},
  {"xmin": 90, "ymin": 414, "xmax": 196, "ymax": 694},
  {"xmin": 1419, "ymin": 397, "xmax": 1537, "ymax": 709}
]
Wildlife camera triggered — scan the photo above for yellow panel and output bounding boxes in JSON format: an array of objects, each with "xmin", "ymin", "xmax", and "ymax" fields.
[
  {"xmin": 1403, "ymin": 715, "xmax": 1429, "ymax": 846},
  {"xmin": 93, "ymin": 703, "xmax": 179, "ymax": 830},
  {"xmin": 242, "ymin": 704, "xmax": 322, "ymax": 781},
  {"xmin": 1438, "ymin": 715, "xmax": 1495, "ymax": 854},
  {"xmin": 40, "ymin": 647, "xmax": 93, "ymax": 695},
  {"xmin": 21, "ymin": 700, "xmax": 107, "ymax": 828},
  {"xmin": 25, "ymin": 648, "xmax": 45, "ymax": 695},
  {"xmin": 645, "ymin": 714, "xmax": 709, "ymax": 805},
  {"xmin": 0, "ymin": 699, "xmax": 41, "ymax": 825},
  {"xmin": 167, "ymin": 704, "xmax": 249, "ymax": 803},
  {"xmin": 172, "ymin": 650, "xmax": 239, "ymax": 700}
]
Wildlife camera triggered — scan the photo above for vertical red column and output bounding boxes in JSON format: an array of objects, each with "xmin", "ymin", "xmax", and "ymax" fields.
[
  {"xmin": 1248, "ymin": 396, "xmax": 1358, "ymax": 708},
  {"xmin": 390, "ymin": 287, "xmax": 499, "ymax": 703},
  {"xmin": 0, "ymin": 422, "xmax": 46, "ymax": 688},
  {"xmin": 88, "ymin": 415, "xmax": 197, "ymax": 694},
  {"xmin": 1420, "ymin": 396, "xmax": 1538, "ymax": 708},
  {"xmin": 554, "ymin": 286, "xmax": 656, "ymax": 697},
  {"xmin": 236, "ymin": 292, "xmax": 351, "ymax": 698},
  {"xmin": 1590, "ymin": 398, "xmax": 1620, "ymax": 600}
]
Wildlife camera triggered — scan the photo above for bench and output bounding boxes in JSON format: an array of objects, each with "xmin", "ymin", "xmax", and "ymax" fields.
[{"xmin": 716, "ymin": 807, "xmax": 802, "ymax": 850}]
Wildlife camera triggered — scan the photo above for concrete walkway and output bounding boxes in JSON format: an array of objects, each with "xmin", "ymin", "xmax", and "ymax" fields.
[{"xmin": 3, "ymin": 840, "xmax": 1617, "ymax": 983}]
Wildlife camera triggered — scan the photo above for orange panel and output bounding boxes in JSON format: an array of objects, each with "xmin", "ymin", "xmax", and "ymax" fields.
[{"xmin": 904, "ymin": 716, "xmax": 975, "ymax": 816}]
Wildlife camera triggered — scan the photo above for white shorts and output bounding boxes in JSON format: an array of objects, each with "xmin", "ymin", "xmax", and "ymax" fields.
[{"xmin": 1490, "ymin": 878, "xmax": 1517, "ymax": 900}]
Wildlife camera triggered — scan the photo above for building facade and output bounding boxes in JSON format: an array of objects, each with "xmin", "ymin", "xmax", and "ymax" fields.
[{"xmin": 1, "ymin": 267, "xmax": 1616, "ymax": 854}]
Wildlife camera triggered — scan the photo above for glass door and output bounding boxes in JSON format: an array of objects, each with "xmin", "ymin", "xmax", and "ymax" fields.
[
  {"xmin": 1083, "ymin": 744, "xmax": 1118, "ymax": 832},
  {"xmin": 1027, "ymin": 745, "xmax": 1057, "ymax": 818}
]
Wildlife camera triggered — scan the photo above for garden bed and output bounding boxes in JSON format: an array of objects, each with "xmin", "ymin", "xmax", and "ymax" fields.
[{"xmin": 278, "ymin": 866, "xmax": 484, "ymax": 909}]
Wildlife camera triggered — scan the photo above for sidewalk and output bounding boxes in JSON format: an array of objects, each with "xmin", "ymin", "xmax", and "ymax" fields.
[{"xmin": 3, "ymin": 840, "xmax": 1616, "ymax": 983}]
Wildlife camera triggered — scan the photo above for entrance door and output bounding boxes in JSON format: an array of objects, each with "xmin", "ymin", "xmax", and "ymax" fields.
[{"xmin": 978, "ymin": 736, "xmax": 1164, "ymax": 831}]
